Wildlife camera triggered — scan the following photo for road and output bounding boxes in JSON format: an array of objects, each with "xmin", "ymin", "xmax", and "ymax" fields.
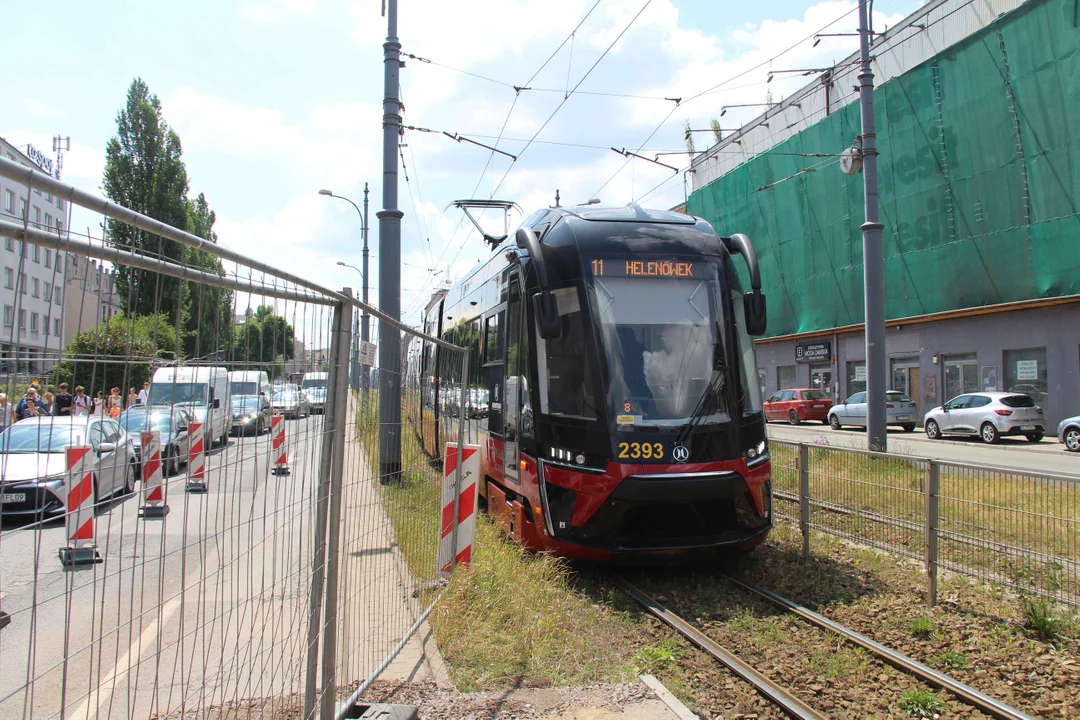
[
  {"xmin": 766, "ymin": 421, "xmax": 1080, "ymax": 476},
  {"xmin": 0, "ymin": 413, "xmax": 328, "ymax": 720}
]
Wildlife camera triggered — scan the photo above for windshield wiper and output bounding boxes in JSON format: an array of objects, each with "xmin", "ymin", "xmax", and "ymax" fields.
[{"xmin": 675, "ymin": 342, "xmax": 727, "ymax": 447}]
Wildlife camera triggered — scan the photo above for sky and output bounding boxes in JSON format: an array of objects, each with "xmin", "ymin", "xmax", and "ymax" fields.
[{"xmin": 2, "ymin": 0, "xmax": 916, "ymax": 337}]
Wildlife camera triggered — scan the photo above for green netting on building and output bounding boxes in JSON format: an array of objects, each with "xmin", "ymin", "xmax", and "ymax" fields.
[{"xmin": 687, "ymin": 0, "xmax": 1080, "ymax": 338}]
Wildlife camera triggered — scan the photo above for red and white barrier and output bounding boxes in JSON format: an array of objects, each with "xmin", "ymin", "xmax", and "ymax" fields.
[
  {"xmin": 139, "ymin": 430, "xmax": 169, "ymax": 517},
  {"xmin": 59, "ymin": 445, "xmax": 100, "ymax": 566},
  {"xmin": 438, "ymin": 442, "xmax": 480, "ymax": 575},
  {"xmin": 187, "ymin": 422, "xmax": 208, "ymax": 493},
  {"xmin": 271, "ymin": 414, "xmax": 289, "ymax": 475}
]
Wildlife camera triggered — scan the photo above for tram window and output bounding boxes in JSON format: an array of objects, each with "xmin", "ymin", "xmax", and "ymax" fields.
[
  {"xmin": 537, "ymin": 286, "xmax": 598, "ymax": 419},
  {"xmin": 484, "ymin": 312, "xmax": 503, "ymax": 364}
]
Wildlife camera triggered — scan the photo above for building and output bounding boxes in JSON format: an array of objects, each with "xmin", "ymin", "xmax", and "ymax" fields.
[
  {"xmin": 0, "ymin": 136, "xmax": 69, "ymax": 374},
  {"xmin": 687, "ymin": 0, "xmax": 1080, "ymax": 427},
  {"xmin": 62, "ymin": 257, "xmax": 123, "ymax": 348}
]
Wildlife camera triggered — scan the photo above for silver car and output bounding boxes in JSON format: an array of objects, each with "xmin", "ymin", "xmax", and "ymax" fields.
[
  {"xmin": 828, "ymin": 390, "xmax": 919, "ymax": 432},
  {"xmin": 0, "ymin": 416, "xmax": 138, "ymax": 517},
  {"xmin": 923, "ymin": 392, "xmax": 1045, "ymax": 444},
  {"xmin": 1057, "ymin": 415, "xmax": 1080, "ymax": 452},
  {"xmin": 271, "ymin": 389, "xmax": 311, "ymax": 419}
]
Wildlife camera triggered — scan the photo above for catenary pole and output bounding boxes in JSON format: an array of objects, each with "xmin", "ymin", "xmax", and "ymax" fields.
[
  {"xmin": 858, "ymin": 0, "xmax": 887, "ymax": 452},
  {"xmin": 378, "ymin": 0, "xmax": 404, "ymax": 482},
  {"xmin": 362, "ymin": 182, "xmax": 370, "ymax": 390}
]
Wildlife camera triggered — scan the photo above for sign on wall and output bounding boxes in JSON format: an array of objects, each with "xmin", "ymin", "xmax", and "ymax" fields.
[
  {"xmin": 1016, "ymin": 359, "xmax": 1038, "ymax": 381},
  {"xmin": 795, "ymin": 339, "xmax": 832, "ymax": 364},
  {"xmin": 358, "ymin": 341, "xmax": 377, "ymax": 366},
  {"xmin": 853, "ymin": 365, "xmax": 867, "ymax": 382}
]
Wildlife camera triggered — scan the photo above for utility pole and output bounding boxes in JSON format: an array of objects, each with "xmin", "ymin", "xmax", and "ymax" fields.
[
  {"xmin": 378, "ymin": 0, "xmax": 404, "ymax": 482},
  {"xmin": 858, "ymin": 0, "xmax": 887, "ymax": 452},
  {"xmin": 362, "ymin": 182, "xmax": 370, "ymax": 391}
]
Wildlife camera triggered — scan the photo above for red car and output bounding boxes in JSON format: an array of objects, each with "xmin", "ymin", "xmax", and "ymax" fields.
[{"xmin": 764, "ymin": 388, "xmax": 833, "ymax": 424}]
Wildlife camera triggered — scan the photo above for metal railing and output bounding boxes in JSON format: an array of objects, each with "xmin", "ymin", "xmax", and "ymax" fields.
[
  {"xmin": 0, "ymin": 156, "xmax": 467, "ymax": 720},
  {"xmin": 771, "ymin": 439, "xmax": 1080, "ymax": 608}
]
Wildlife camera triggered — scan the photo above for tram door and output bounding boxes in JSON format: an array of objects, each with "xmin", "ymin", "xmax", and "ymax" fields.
[{"xmin": 503, "ymin": 271, "xmax": 524, "ymax": 485}]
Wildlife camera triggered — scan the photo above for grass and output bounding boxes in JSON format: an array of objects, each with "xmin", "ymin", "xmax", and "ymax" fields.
[
  {"xmin": 633, "ymin": 638, "xmax": 679, "ymax": 675},
  {"xmin": 1019, "ymin": 596, "xmax": 1072, "ymax": 641},
  {"xmin": 355, "ymin": 391, "xmax": 638, "ymax": 692},
  {"xmin": 908, "ymin": 615, "xmax": 936, "ymax": 640},
  {"xmin": 897, "ymin": 689, "xmax": 946, "ymax": 718},
  {"xmin": 929, "ymin": 651, "xmax": 970, "ymax": 669}
]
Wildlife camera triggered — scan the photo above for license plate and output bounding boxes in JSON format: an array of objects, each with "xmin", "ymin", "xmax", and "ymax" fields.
[
  {"xmin": 2, "ymin": 493, "xmax": 26, "ymax": 503},
  {"xmin": 1021, "ymin": 425, "xmax": 1035, "ymax": 431},
  {"xmin": 896, "ymin": 415, "xmax": 911, "ymax": 420},
  {"xmin": 813, "ymin": 404, "xmax": 824, "ymax": 408}
]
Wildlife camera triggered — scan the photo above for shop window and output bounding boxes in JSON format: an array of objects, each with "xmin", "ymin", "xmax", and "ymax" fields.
[
  {"xmin": 1004, "ymin": 347, "xmax": 1047, "ymax": 408},
  {"xmin": 847, "ymin": 361, "xmax": 866, "ymax": 394},
  {"xmin": 944, "ymin": 353, "xmax": 978, "ymax": 402},
  {"xmin": 758, "ymin": 369, "xmax": 766, "ymax": 400},
  {"xmin": 777, "ymin": 365, "xmax": 796, "ymax": 390}
]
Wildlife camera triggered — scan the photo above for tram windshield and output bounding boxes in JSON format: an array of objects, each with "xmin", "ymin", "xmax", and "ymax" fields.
[{"xmin": 588, "ymin": 258, "xmax": 731, "ymax": 428}]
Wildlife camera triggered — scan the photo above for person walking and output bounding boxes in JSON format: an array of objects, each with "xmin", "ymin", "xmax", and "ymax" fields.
[
  {"xmin": 0, "ymin": 394, "xmax": 11, "ymax": 432},
  {"xmin": 138, "ymin": 381, "xmax": 150, "ymax": 405},
  {"xmin": 15, "ymin": 388, "xmax": 41, "ymax": 421},
  {"xmin": 40, "ymin": 391, "xmax": 54, "ymax": 416},
  {"xmin": 54, "ymin": 383, "xmax": 73, "ymax": 416},
  {"xmin": 108, "ymin": 388, "xmax": 122, "ymax": 419},
  {"xmin": 126, "ymin": 387, "xmax": 138, "ymax": 409},
  {"xmin": 93, "ymin": 391, "xmax": 105, "ymax": 417},
  {"xmin": 73, "ymin": 386, "xmax": 91, "ymax": 416}
]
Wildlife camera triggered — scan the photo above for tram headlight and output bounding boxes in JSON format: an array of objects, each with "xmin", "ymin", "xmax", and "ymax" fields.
[
  {"xmin": 575, "ymin": 453, "xmax": 586, "ymax": 465},
  {"xmin": 745, "ymin": 440, "xmax": 768, "ymax": 465}
]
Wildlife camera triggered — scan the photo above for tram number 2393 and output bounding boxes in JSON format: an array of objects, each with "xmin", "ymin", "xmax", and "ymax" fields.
[{"xmin": 617, "ymin": 442, "xmax": 664, "ymax": 460}]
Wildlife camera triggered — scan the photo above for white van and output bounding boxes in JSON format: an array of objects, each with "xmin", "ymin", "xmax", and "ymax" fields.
[
  {"xmin": 302, "ymin": 371, "xmax": 329, "ymax": 414},
  {"xmin": 149, "ymin": 366, "xmax": 232, "ymax": 446},
  {"xmin": 229, "ymin": 370, "xmax": 271, "ymax": 399}
]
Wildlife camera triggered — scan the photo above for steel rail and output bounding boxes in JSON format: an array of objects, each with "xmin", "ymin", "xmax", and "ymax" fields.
[
  {"xmin": 723, "ymin": 575, "xmax": 1037, "ymax": 720},
  {"xmin": 610, "ymin": 576, "xmax": 826, "ymax": 720}
]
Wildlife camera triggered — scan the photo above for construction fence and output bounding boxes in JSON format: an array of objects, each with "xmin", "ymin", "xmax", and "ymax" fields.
[
  {"xmin": 0, "ymin": 155, "xmax": 468, "ymax": 720},
  {"xmin": 770, "ymin": 438, "xmax": 1080, "ymax": 608}
]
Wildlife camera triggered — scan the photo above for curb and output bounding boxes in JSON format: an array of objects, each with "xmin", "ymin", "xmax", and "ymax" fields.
[{"xmin": 639, "ymin": 674, "xmax": 698, "ymax": 720}]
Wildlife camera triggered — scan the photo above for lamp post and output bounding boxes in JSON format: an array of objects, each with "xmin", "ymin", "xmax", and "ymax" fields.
[
  {"xmin": 337, "ymin": 261, "xmax": 365, "ymax": 390},
  {"xmin": 320, "ymin": 188, "xmax": 371, "ymax": 389}
]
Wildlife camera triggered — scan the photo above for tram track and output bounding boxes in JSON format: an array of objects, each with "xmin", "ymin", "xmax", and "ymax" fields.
[{"xmin": 611, "ymin": 574, "xmax": 1036, "ymax": 720}]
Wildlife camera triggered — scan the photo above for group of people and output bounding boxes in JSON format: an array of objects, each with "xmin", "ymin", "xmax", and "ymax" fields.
[{"xmin": 0, "ymin": 381, "xmax": 151, "ymax": 430}]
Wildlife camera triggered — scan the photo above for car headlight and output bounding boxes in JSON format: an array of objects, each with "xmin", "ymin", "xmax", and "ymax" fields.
[{"xmin": 42, "ymin": 474, "xmax": 66, "ymax": 490}]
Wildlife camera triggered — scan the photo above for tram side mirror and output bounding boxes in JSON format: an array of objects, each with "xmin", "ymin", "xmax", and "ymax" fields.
[
  {"xmin": 743, "ymin": 291, "xmax": 767, "ymax": 336},
  {"xmin": 534, "ymin": 291, "xmax": 561, "ymax": 340}
]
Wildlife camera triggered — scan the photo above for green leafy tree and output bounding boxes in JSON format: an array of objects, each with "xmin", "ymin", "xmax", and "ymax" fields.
[
  {"xmin": 233, "ymin": 306, "xmax": 295, "ymax": 373},
  {"xmin": 103, "ymin": 79, "xmax": 189, "ymax": 326},
  {"xmin": 54, "ymin": 314, "xmax": 179, "ymax": 396},
  {"xmin": 683, "ymin": 119, "xmax": 695, "ymax": 154},
  {"xmin": 183, "ymin": 193, "xmax": 233, "ymax": 358},
  {"xmin": 710, "ymin": 118, "xmax": 723, "ymax": 144}
]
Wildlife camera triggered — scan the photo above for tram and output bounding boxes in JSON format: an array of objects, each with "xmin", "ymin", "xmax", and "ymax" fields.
[{"xmin": 405, "ymin": 203, "xmax": 772, "ymax": 561}]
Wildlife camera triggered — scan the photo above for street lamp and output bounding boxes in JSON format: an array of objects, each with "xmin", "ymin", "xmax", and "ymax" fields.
[{"xmin": 321, "ymin": 186, "xmax": 371, "ymax": 389}]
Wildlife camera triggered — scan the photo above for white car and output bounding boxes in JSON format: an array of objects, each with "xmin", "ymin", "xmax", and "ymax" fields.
[
  {"xmin": 923, "ymin": 392, "xmax": 1045, "ymax": 444},
  {"xmin": 0, "ymin": 416, "xmax": 138, "ymax": 517},
  {"xmin": 827, "ymin": 390, "xmax": 919, "ymax": 432}
]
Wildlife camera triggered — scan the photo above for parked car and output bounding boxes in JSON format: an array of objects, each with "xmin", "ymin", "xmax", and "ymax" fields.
[
  {"xmin": 1058, "ymin": 415, "xmax": 1080, "ymax": 452},
  {"xmin": 764, "ymin": 388, "xmax": 833, "ymax": 424},
  {"xmin": 828, "ymin": 390, "xmax": 918, "ymax": 432},
  {"xmin": 923, "ymin": 392, "xmax": 1044, "ymax": 444},
  {"xmin": 118, "ymin": 406, "xmax": 191, "ymax": 476},
  {"xmin": 232, "ymin": 394, "xmax": 273, "ymax": 435},
  {"xmin": 0, "ymin": 416, "xmax": 138, "ymax": 517},
  {"xmin": 271, "ymin": 389, "xmax": 311, "ymax": 419}
]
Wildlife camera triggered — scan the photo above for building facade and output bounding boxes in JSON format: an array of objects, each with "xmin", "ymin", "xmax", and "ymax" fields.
[
  {"xmin": 62, "ymin": 257, "xmax": 123, "ymax": 349},
  {"xmin": 687, "ymin": 0, "xmax": 1080, "ymax": 427},
  {"xmin": 0, "ymin": 136, "xmax": 68, "ymax": 374}
]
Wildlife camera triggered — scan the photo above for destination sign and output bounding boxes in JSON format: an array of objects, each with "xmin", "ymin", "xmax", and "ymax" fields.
[{"xmin": 589, "ymin": 257, "xmax": 701, "ymax": 278}]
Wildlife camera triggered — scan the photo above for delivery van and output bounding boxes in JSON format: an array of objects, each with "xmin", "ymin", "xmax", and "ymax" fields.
[{"xmin": 149, "ymin": 366, "xmax": 232, "ymax": 446}]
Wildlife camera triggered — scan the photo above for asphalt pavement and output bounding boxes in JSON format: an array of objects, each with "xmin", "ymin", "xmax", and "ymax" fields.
[
  {"xmin": 0, "ymin": 413, "xmax": 327, "ymax": 720},
  {"xmin": 766, "ymin": 420, "xmax": 1080, "ymax": 476}
]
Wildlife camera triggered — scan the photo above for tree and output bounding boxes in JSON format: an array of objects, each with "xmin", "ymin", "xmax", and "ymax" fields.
[
  {"xmin": 103, "ymin": 79, "xmax": 189, "ymax": 326},
  {"xmin": 54, "ymin": 314, "xmax": 179, "ymax": 396},
  {"xmin": 183, "ymin": 193, "xmax": 234, "ymax": 358},
  {"xmin": 710, "ymin": 118, "xmax": 723, "ymax": 145},
  {"xmin": 233, "ymin": 306, "xmax": 295, "ymax": 375},
  {"xmin": 683, "ymin": 119, "xmax": 695, "ymax": 155}
]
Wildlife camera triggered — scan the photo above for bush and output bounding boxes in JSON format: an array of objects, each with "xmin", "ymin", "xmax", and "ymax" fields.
[{"xmin": 54, "ymin": 313, "xmax": 178, "ymax": 396}]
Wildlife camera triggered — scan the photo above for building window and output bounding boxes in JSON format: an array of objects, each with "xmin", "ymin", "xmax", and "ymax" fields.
[
  {"xmin": 20, "ymin": 273, "xmax": 27, "ymax": 294},
  {"xmin": 44, "ymin": 250, "xmax": 51, "ymax": 268},
  {"xmin": 57, "ymin": 198, "xmax": 64, "ymax": 212},
  {"xmin": 18, "ymin": 309, "xmax": 25, "ymax": 330},
  {"xmin": 54, "ymin": 286, "xmax": 61, "ymax": 304},
  {"xmin": 777, "ymin": 365, "xmax": 796, "ymax": 390},
  {"xmin": 943, "ymin": 353, "xmax": 978, "ymax": 403},
  {"xmin": 34, "ymin": 207, "xmax": 41, "ymax": 226},
  {"xmin": 847, "ymin": 361, "xmax": 867, "ymax": 395},
  {"xmin": 31, "ymin": 278, "xmax": 39, "ymax": 298},
  {"xmin": 3, "ymin": 267, "xmax": 11, "ymax": 289},
  {"xmin": 56, "ymin": 253, "xmax": 63, "ymax": 271},
  {"xmin": 1004, "ymin": 347, "xmax": 1048, "ymax": 408},
  {"xmin": 32, "ymin": 244, "xmax": 39, "ymax": 263},
  {"xmin": 43, "ymin": 315, "xmax": 49, "ymax": 336},
  {"xmin": 44, "ymin": 282, "xmax": 51, "ymax": 299},
  {"xmin": 54, "ymin": 318, "xmax": 61, "ymax": 336},
  {"xmin": 4, "ymin": 190, "xmax": 12, "ymax": 213},
  {"xmin": 44, "ymin": 213, "xmax": 52, "ymax": 229},
  {"xmin": 2, "ymin": 305, "xmax": 11, "ymax": 327},
  {"xmin": 19, "ymin": 199, "xmax": 26, "ymax": 219},
  {"xmin": 3, "ymin": 238, "xmax": 11, "ymax": 251},
  {"xmin": 30, "ymin": 312, "xmax": 38, "ymax": 333},
  {"xmin": 56, "ymin": 219, "xmax": 63, "ymax": 235},
  {"xmin": 45, "ymin": 192, "xmax": 52, "ymax": 203}
]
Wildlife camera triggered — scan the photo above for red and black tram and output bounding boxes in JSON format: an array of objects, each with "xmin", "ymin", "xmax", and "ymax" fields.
[{"xmin": 405, "ymin": 203, "xmax": 771, "ymax": 561}]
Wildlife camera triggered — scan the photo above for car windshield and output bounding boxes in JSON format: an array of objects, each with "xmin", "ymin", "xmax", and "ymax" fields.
[
  {"xmin": 119, "ymin": 411, "xmax": 173, "ymax": 433},
  {"xmin": 234, "ymin": 395, "xmax": 262, "ymax": 410},
  {"xmin": 1001, "ymin": 394, "xmax": 1036, "ymax": 408},
  {"xmin": 150, "ymin": 382, "xmax": 207, "ymax": 406},
  {"xmin": 231, "ymin": 381, "xmax": 258, "ymax": 395},
  {"xmin": 588, "ymin": 258, "xmax": 729, "ymax": 428},
  {"xmin": 887, "ymin": 392, "xmax": 914, "ymax": 403},
  {"xmin": 802, "ymin": 390, "xmax": 829, "ymax": 400},
  {"xmin": 273, "ymin": 392, "xmax": 299, "ymax": 403},
  {"xmin": 302, "ymin": 379, "xmax": 326, "ymax": 389},
  {"xmin": 0, "ymin": 422, "xmax": 84, "ymax": 453}
]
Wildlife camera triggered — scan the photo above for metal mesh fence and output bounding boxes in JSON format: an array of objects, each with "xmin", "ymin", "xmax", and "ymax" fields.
[
  {"xmin": 772, "ymin": 438, "xmax": 1080, "ymax": 609},
  {"xmin": 0, "ymin": 156, "xmax": 466, "ymax": 720}
]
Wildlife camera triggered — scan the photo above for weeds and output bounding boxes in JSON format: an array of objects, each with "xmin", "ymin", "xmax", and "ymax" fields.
[
  {"xmin": 1020, "ymin": 596, "xmax": 1068, "ymax": 641},
  {"xmin": 897, "ymin": 689, "xmax": 946, "ymax": 718},
  {"xmin": 634, "ymin": 637, "xmax": 679, "ymax": 675},
  {"xmin": 930, "ymin": 651, "xmax": 970, "ymax": 669},
  {"xmin": 909, "ymin": 615, "xmax": 936, "ymax": 639}
]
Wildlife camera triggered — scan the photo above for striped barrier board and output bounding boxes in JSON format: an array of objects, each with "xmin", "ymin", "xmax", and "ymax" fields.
[
  {"xmin": 438, "ymin": 443, "xmax": 480, "ymax": 576},
  {"xmin": 271, "ymin": 414, "xmax": 289, "ymax": 475},
  {"xmin": 139, "ymin": 430, "xmax": 169, "ymax": 518},
  {"xmin": 187, "ymin": 421, "xmax": 208, "ymax": 493},
  {"xmin": 59, "ymin": 445, "xmax": 101, "ymax": 566}
]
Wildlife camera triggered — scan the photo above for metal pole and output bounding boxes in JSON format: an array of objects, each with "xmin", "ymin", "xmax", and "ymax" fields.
[
  {"xmin": 926, "ymin": 461, "xmax": 940, "ymax": 607},
  {"xmin": 798, "ymin": 443, "xmax": 810, "ymax": 558},
  {"xmin": 304, "ymin": 298, "xmax": 345, "ymax": 719},
  {"xmin": 858, "ymin": 0, "xmax": 887, "ymax": 452},
  {"xmin": 320, "ymin": 289, "xmax": 354, "ymax": 720},
  {"xmin": 378, "ymin": 0, "xmax": 404, "ymax": 483},
  {"xmin": 362, "ymin": 183, "xmax": 370, "ymax": 393},
  {"xmin": 449, "ymin": 349, "xmax": 470, "ymax": 572}
]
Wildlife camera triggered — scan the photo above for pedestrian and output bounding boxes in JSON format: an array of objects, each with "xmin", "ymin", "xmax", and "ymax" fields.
[
  {"xmin": 108, "ymin": 387, "xmax": 122, "ymax": 419},
  {"xmin": 0, "ymin": 394, "xmax": 10, "ymax": 432},
  {"xmin": 93, "ymin": 391, "xmax": 104, "ymax": 417},
  {"xmin": 54, "ymin": 383, "xmax": 73, "ymax": 416},
  {"xmin": 126, "ymin": 387, "xmax": 138, "ymax": 409},
  {"xmin": 138, "ymin": 381, "xmax": 150, "ymax": 405},
  {"xmin": 41, "ymin": 391, "xmax": 54, "ymax": 416},
  {"xmin": 73, "ymin": 386, "xmax": 91, "ymax": 416},
  {"xmin": 15, "ymin": 387, "xmax": 41, "ymax": 421}
]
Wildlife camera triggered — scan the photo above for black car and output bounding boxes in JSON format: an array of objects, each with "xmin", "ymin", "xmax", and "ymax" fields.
[
  {"xmin": 231, "ymin": 394, "xmax": 273, "ymax": 435},
  {"xmin": 118, "ymin": 406, "xmax": 192, "ymax": 476}
]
